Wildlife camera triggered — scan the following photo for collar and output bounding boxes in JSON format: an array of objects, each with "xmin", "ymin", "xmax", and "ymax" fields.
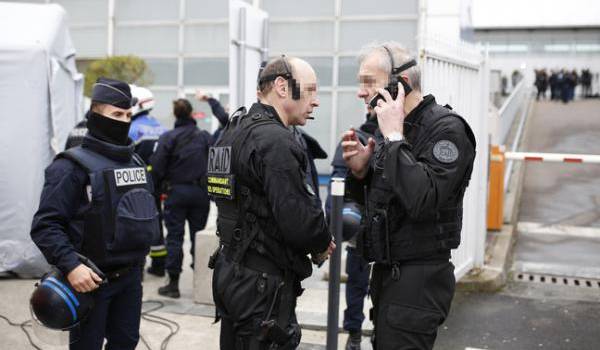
[
  {"xmin": 174, "ymin": 117, "xmax": 197, "ymax": 128},
  {"xmin": 81, "ymin": 134, "xmax": 134, "ymax": 163},
  {"xmin": 405, "ymin": 94, "xmax": 436, "ymax": 125},
  {"xmin": 247, "ymin": 102, "xmax": 285, "ymax": 126},
  {"xmin": 361, "ymin": 114, "xmax": 379, "ymax": 135}
]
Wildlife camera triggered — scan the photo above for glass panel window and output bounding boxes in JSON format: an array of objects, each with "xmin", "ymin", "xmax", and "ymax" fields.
[
  {"xmin": 270, "ymin": 22, "xmax": 334, "ymax": 53},
  {"xmin": 185, "ymin": 0, "xmax": 228, "ymax": 19},
  {"xmin": 70, "ymin": 27, "xmax": 107, "ymax": 57},
  {"xmin": 262, "ymin": 0, "xmax": 334, "ymax": 17},
  {"xmin": 115, "ymin": 0, "xmax": 178, "ymax": 22},
  {"xmin": 184, "ymin": 24, "xmax": 228, "ymax": 54},
  {"xmin": 339, "ymin": 56, "xmax": 359, "ymax": 86},
  {"xmin": 55, "ymin": 0, "xmax": 107, "ymax": 24},
  {"xmin": 341, "ymin": 0, "xmax": 418, "ymax": 16},
  {"xmin": 145, "ymin": 59, "xmax": 178, "ymax": 86},
  {"xmin": 183, "ymin": 58, "xmax": 229, "ymax": 86},
  {"xmin": 114, "ymin": 25, "xmax": 179, "ymax": 56},
  {"xmin": 339, "ymin": 20, "xmax": 417, "ymax": 52}
]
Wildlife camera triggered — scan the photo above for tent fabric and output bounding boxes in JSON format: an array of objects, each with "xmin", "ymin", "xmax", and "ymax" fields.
[{"xmin": 0, "ymin": 3, "xmax": 83, "ymax": 277}]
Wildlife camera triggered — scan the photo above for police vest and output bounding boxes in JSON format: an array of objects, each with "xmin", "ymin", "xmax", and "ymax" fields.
[
  {"xmin": 58, "ymin": 147, "xmax": 159, "ymax": 269},
  {"xmin": 207, "ymin": 108, "xmax": 312, "ymax": 279},
  {"xmin": 358, "ymin": 104, "xmax": 476, "ymax": 263}
]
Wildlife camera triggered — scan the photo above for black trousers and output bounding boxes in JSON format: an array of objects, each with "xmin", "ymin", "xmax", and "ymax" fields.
[
  {"xmin": 70, "ymin": 267, "xmax": 143, "ymax": 350},
  {"xmin": 163, "ymin": 184, "xmax": 210, "ymax": 274},
  {"xmin": 343, "ymin": 246, "xmax": 371, "ymax": 332},
  {"xmin": 212, "ymin": 255, "xmax": 301, "ymax": 350},
  {"xmin": 370, "ymin": 261, "xmax": 455, "ymax": 350}
]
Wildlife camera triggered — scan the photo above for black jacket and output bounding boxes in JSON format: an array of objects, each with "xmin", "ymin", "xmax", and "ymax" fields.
[
  {"xmin": 347, "ymin": 95, "xmax": 476, "ymax": 262},
  {"xmin": 212, "ymin": 102, "xmax": 331, "ymax": 278},
  {"xmin": 150, "ymin": 117, "xmax": 213, "ymax": 187}
]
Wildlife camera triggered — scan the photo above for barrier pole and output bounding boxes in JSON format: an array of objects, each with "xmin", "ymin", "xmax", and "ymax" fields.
[
  {"xmin": 487, "ymin": 145, "xmax": 505, "ymax": 230},
  {"xmin": 327, "ymin": 177, "xmax": 345, "ymax": 350}
]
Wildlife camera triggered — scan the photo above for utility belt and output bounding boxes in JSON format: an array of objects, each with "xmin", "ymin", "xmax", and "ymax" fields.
[
  {"xmin": 99, "ymin": 262, "xmax": 141, "ymax": 281},
  {"xmin": 220, "ymin": 245, "xmax": 283, "ymax": 277},
  {"xmin": 360, "ymin": 206, "xmax": 460, "ymax": 264}
]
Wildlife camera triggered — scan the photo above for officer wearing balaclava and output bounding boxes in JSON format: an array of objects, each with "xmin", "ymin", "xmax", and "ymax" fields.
[{"xmin": 31, "ymin": 77, "xmax": 158, "ymax": 350}]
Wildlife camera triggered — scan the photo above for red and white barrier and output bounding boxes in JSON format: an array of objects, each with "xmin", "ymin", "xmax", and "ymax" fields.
[{"xmin": 505, "ymin": 152, "xmax": 600, "ymax": 164}]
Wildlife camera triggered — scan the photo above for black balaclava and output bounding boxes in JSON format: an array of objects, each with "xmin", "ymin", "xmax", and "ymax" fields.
[{"xmin": 87, "ymin": 110, "xmax": 131, "ymax": 145}]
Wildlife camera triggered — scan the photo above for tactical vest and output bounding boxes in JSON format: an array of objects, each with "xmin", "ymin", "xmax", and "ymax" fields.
[
  {"xmin": 58, "ymin": 147, "xmax": 159, "ymax": 269},
  {"xmin": 207, "ymin": 108, "xmax": 311, "ymax": 279},
  {"xmin": 358, "ymin": 104, "xmax": 476, "ymax": 263}
]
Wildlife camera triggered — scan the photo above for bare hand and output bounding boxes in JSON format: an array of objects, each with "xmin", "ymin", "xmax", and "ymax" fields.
[
  {"xmin": 67, "ymin": 264, "xmax": 102, "ymax": 293},
  {"xmin": 195, "ymin": 89, "xmax": 211, "ymax": 102},
  {"xmin": 342, "ymin": 128, "xmax": 375, "ymax": 179},
  {"xmin": 326, "ymin": 240, "xmax": 336, "ymax": 256},
  {"xmin": 374, "ymin": 82, "xmax": 406, "ymax": 137}
]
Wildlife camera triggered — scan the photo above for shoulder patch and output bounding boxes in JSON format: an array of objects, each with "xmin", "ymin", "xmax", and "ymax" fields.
[{"xmin": 433, "ymin": 140, "xmax": 459, "ymax": 163}]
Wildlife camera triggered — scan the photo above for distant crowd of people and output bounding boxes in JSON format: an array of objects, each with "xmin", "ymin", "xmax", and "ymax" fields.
[{"xmin": 534, "ymin": 68, "xmax": 594, "ymax": 103}]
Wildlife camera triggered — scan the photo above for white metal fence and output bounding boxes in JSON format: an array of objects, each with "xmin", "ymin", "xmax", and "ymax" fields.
[
  {"xmin": 419, "ymin": 36, "xmax": 490, "ymax": 279},
  {"xmin": 497, "ymin": 79, "xmax": 529, "ymax": 145}
]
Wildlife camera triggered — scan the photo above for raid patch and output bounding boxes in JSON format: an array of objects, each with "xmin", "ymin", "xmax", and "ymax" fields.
[{"xmin": 207, "ymin": 146, "xmax": 235, "ymax": 200}]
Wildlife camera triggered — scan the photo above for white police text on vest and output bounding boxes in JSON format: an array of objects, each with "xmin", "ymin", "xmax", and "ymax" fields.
[{"xmin": 114, "ymin": 167, "xmax": 147, "ymax": 187}]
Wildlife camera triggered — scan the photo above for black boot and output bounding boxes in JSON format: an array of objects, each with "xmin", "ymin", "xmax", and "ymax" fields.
[
  {"xmin": 158, "ymin": 273, "xmax": 180, "ymax": 298},
  {"xmin": 345, "ymin": 330, "xmax": 362, "ymax": 350},
  {"xmin": 147, "ymin": 256, "xmax": 166, "ymax": 277}
]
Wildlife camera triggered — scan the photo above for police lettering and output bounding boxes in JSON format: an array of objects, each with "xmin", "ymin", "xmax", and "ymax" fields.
[{"xmin": 114, "ymin": 167, "xmax": 147, "ymax": 187}]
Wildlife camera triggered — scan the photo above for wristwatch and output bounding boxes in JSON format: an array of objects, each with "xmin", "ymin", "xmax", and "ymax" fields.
[{"xmin": 384, "ymin": 132, "xmax": 404, "ymax": 143}]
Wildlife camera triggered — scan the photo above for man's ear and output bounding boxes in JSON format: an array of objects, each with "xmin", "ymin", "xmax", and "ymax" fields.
[{"xmin": 274, "ymin": 76, "xmax": 288, "ymax": 98}]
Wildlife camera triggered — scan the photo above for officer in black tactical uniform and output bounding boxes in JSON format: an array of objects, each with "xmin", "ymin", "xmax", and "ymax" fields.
[
  {"xmin": 342, "ymin": 42, "xmax": 476, "ymax": 350},
  {"xmin": 31, "ymin": 77, "xmax": 158, "ymax": 350},
  {"xmin": 151, "ymin": 98, "xmax": 213, "ymax": 298},
  {"xmin": 209, "ymin": 56, "xmax": 335, "ymax": 349}
]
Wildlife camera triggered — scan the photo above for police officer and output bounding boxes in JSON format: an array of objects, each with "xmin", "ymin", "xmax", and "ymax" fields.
[
  {"xmin": 65, "ymin": 116, "xmax": 89, "ymax": 149},
  {"xmin": 150, "ymin": 98, "xmax": 213, "ymax": 298},
  {"xmin": 128, "ymin": 85, "xmax": 169, "ymax": 277},
  {"xmin": 326, "ymin": 108, "xmax": 378, "ymax": 350},
  {"xmin": 342, "ymin": 42, "xmax": 476, "ymax": 350},
  {"xmin": 31, "ymin": 77, "xmax": 157, "ymax": 349},
  {"xmin": 210, "ymin": 56, "xmax": 335, "ymax": 349}
]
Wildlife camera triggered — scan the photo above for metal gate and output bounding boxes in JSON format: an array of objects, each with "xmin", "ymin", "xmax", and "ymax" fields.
[{"xmin": 419, "ymin": 36, "xmax": 490, "ymax": 279}]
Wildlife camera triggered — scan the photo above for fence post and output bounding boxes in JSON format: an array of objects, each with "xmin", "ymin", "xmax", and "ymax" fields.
[
  {"xmin": 327, "ymin": 177, "xmax": 345, "ymax": 350},
  {"xmin": 487, "ymin": 145, "xmax": 505, "ymax": 230}
]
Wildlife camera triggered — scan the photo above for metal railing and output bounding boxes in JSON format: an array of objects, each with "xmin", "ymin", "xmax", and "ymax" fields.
[{"xmin": 498, "ymin": 79, "xmax": 527, "ymax": 145}]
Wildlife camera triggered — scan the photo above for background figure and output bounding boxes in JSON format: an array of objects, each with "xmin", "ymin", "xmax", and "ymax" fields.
[
  {"xmin": 65, "ymin": 114, "xmax": 89, "ymax": 149},
  {"xmin": 150, "ymin": 98, "xmax": 213, "ymax": 298},
  {"xmin": 549, "ymin": 70, "xmax": 558, "ymax": 100},
  {"xmin": 534, "ymin": 69, "xmax": 548, "ymax": 101},
  {"xmin": 129, "ymin": 85, "xmax": 168, "ymax": 277},
  {"xmin": 195, "ymin": 90, "xmax": 230, "ymax": 141},
  {"xmin": 326, "ymin": 110, "xmax": 378, "ymax": 350},
  {"xmin": 581, "ymin": 69, "xmax": 592, "ymax": 98}
]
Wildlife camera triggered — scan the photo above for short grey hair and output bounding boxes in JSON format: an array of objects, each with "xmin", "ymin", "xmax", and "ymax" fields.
[{"xmin": 357, "ymin": 41, "xmax": 421, "ymax": 92}]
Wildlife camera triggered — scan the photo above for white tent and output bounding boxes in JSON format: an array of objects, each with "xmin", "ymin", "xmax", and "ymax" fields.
[{"xmin": 0, "ymin": 2, "xmax": 83, "ymax": 277}]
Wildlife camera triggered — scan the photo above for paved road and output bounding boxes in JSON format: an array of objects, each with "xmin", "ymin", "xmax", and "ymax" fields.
[{"xmin": 514, "ymin": 99, "xmax": 600, "ymax": 280}]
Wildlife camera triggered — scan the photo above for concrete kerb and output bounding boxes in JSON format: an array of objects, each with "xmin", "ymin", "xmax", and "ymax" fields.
[{"xmin": 457, "ymin": 98, "xmax": 535, "ymax": 292}]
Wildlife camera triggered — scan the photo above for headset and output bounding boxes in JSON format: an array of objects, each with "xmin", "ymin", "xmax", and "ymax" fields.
[
  {"xmin": 369, "ymin": 46, "xmax": 417, "ymax": 109},
  {"xmin": 257, "ymin": 55, "xmax": 301, "ymax": 101}
]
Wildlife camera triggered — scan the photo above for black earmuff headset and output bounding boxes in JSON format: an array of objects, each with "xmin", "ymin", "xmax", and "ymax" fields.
[
  {"xmin": 257, "ymin": 55, "xmax": 301, "ymax": 100},
  {"xmin": 369, "ymin": 46, "xmax": 417, "ymax": 109}
]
